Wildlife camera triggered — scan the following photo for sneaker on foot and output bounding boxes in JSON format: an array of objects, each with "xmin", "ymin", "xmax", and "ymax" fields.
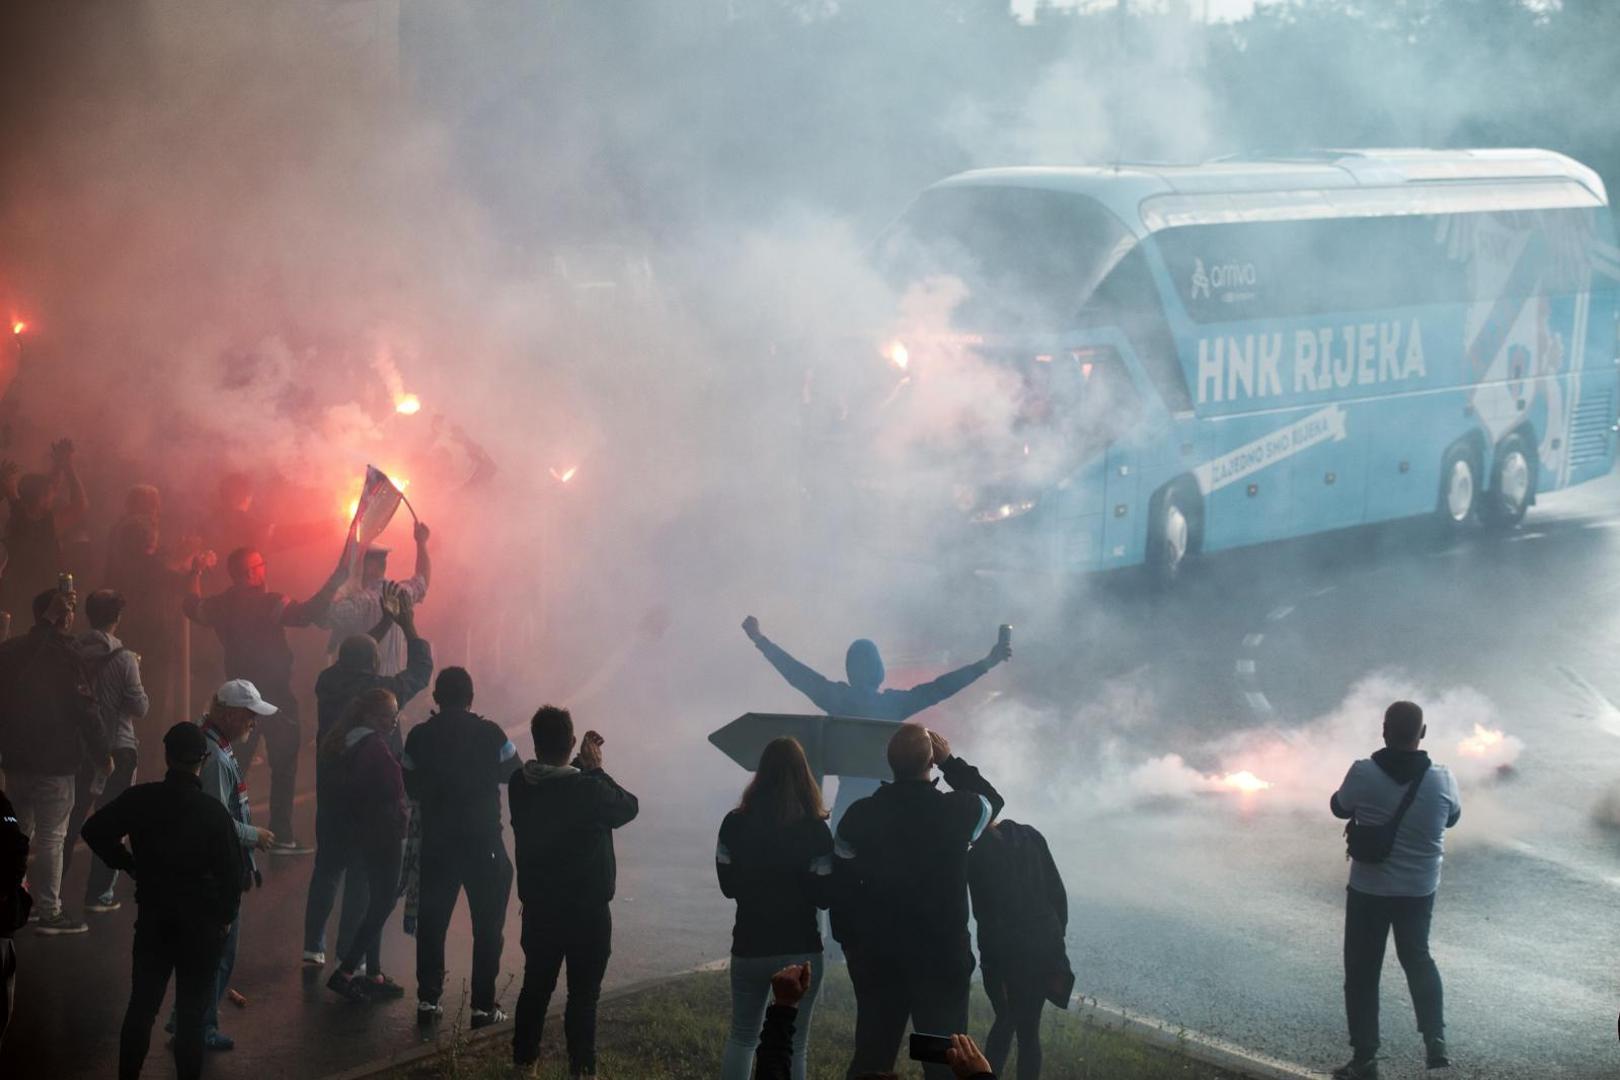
[
  {"xmin": 1332, "ymin": 1058, "xmax": 1379, "ymax": 1080},
  {"xmin": 327, "ymin": 969, "xmax": 368, "ymax": 1002},
  {"xmin": 1425, "ymin": 1037, "xmax": 1450, "ymax": 1069},
  {"xmin": 34, "ymin": 912, "xmax": 89, "ymax": 935},
  {"xmin": 417, "ymin": 999, "xmax": 444, "ymax": 1016},
  {"xmin": 84, "ymin": 897, "xmax": 121, "ymax": 913},
  {"xmin": 268, "ymin": 837, "xmax": 315, "ymax": 856},
  {"xmin": 470, "ymin": 1007, "xmax": 509, "ymax": 1029},
  {"xmin": 203, "ymin": 1029, "xmax": 235, "ymax": 1051},
  {"xmin": 302, "ymin": 949, "xmax": 326, "ymax": 966},
  {"xmin": 363, "ymin": 973, "xmax": 406, "ymax": 999}
]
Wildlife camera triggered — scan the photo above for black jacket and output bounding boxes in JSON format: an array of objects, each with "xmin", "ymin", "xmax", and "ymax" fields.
[
  {"xmin": 81, "ymin": 769, "xmax": 244, "ymax": 927},
  {"xmin": 968, "ymin": 820, "xmax": 1073, "ymax": 1003},
  {"xmin": 716, "ymin": 810, "xmax": 833, "ymax": 958},
  {"xmin": 314, "ymin": 636, "xmax": 433, "ymax": 742},
  {"xmin": 0, "ymin": 788, "xmax": 29, "ymax": 935},
  {"xmin": 510, "ymin": 761, "xmax": 638, "ymax": 914},
  {"xmin": 0, "ymin": 624, "xmax": 106, "ymax": 776},
  {"xmin": 832, "ymin": 755, "xmax": 1003, "ymax": 976},
  {"xmin": 403, "ymin": 707, "xmax": 520, "ymax": 853}
]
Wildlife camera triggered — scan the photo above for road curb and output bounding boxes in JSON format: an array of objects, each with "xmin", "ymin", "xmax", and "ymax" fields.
[
  {"xmin": 1074, "ymin": 996, "xmax": 1325, "ymax": 1079},
  {"xmin": 319, "ymin": 962, "xmax": 1322, "ymax": 1080}
]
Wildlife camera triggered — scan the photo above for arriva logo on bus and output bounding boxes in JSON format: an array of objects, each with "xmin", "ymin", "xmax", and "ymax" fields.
[{"xmin": 1195, "ymin": 317, "xmax": 1428, "ymax": 405}]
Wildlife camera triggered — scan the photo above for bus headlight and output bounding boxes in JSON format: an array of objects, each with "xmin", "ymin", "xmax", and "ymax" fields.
[{"xmin": 970, "ymin": 498, "xmax": 1038, "ymax": 524}]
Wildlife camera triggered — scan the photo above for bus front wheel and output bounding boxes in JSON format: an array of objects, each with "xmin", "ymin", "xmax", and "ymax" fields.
[
  {"xmin": 1148, "ymin": 481, "xmax": 1198, "ymax": 586},
  {"xmin": 1482, "ymin": 435, "xmax": 1534, "ymax": 529},
  {"xmin": 1438, "ymin": 444, "xmax": 1480, "ymax": 528}
]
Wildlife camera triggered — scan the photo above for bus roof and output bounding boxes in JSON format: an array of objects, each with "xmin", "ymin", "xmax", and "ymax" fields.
[{"xmin": 929, "ymin": 149, "xmax": 1608, "ymax": 236}]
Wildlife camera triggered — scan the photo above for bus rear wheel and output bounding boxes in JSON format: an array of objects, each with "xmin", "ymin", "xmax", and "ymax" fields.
[
  {"xmin": 1483, "ymin": 435, "xmax": 1534, "ymax": 529},
  {"xmin": 1438, "ymin": 444, "xmax": 1480, "ymax": 528}
]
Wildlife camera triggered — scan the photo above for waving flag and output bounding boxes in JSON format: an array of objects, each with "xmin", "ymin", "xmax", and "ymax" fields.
[{"xmin": 344, "ymin": 465, "xmax": 408, "ymax": 576}]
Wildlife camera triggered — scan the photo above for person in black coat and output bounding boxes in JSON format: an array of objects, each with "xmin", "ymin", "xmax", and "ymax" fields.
[
  {"xmin": 509, "ymin": 706, "xmax": 638, "ymax": 1077},
  {"xmin": 81, "ymin": 722, "xmax": 244, "ymax": 1080},
  {"xmin": 717, "ymin": 736, "xmax": 834, "ymax": 1080},
  {"xmin": 0, "ymin": 785, "xmax": 28, "ymax": 1053},
  {"xmin": 968, "ymin": 820, "xmax": 1072, "ymax": 1080},
  {"xmin": 832, "ymin": 724, "xmax": 1004, "ymax": 1080}
]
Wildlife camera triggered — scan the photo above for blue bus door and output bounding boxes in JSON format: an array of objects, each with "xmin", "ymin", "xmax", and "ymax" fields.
[{"xmin": 1102, "ymin": 442, "xmax": 1139, "ymax": 564}]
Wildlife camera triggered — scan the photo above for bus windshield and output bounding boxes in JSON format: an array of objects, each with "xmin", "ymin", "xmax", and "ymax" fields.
[{"xmin": 876, "ymin": 186, "xmax": 1134, "ymax": 331}]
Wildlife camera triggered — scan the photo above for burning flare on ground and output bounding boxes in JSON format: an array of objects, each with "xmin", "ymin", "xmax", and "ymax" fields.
[
  {"xmin": 550, "ymin": 465, "xmax": 578, "ymax": 484},
  {"xmin": 394, "ymin": 393, "xmax": 421, "ymax": 416},
  {"xmin": 1456, "ymin": 723, "xmax": 1507, "ymax": 758},
  {"xmin": 1217, "ymin": 770, "xmax": 1273, "ymax": 794},
  {"xmin": 10, "ymin": 320, "xmax": 25, "ymax": 335},
  {"xmin": 883, "ymin": 339, "xmax": 910, "ymax": 372}
]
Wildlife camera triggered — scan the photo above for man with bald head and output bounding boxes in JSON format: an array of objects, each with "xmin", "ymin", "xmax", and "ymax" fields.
[
  {"xmin": 832, "ymin": 723, "xmax": 1003, "ymax": 1080},
  {"xmin": 1330, "ymin": 700, "xmax": 1461, "ymax": 1079},
  {"xmin": 303, "ymin": 585, "xmax": 433, "ymax": 967}
]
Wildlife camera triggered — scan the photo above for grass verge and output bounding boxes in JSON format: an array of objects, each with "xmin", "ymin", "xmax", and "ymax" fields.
[{"xmin": 390, "ymin": 964, "xmax": 1248, "ymax": 1080}]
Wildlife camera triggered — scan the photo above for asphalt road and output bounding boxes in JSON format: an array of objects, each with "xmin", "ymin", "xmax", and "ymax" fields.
[{"xmin": 8, "ymin": 476, "xmax": 1620, "ymax": 1078}]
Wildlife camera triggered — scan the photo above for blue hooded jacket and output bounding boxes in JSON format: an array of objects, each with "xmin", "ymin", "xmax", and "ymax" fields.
[{"xmin": 751, "ymin": 633, "xmax": 993, "ymax": 722}]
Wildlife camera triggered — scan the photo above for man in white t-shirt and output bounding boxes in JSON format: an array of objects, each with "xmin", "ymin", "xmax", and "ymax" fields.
[
  {"xmin": 319, "ymin": 522, "xmax": 431, "ymax": 676},
  {"xmin": 1329, "ymin": 700, "xmax": 1461, "ymax": 1080}
]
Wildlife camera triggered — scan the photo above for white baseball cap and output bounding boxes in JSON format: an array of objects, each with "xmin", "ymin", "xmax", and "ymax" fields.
[{"xmin": 214, "ymin": 679, "xmax": 279, "ymax": 716}]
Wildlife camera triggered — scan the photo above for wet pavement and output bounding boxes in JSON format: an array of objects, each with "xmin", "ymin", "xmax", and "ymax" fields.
[{"xmin": 9, "ymin": 477, "xmax": 1620, "ymax": 1078}]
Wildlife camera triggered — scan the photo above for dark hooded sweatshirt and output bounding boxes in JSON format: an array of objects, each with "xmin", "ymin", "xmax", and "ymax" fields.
[
  {"xmin": 968, "ymin": 820, "xmax": 1074, "ymax": 1002},
  {"xmin": 402, "ymin": 707, "xmax": 520, "ymax": 854},
  {"xmin": 509, "ymin": 761, "xmax": 638, "ymax": 916},
  {"xmin": 751, "ymin": 634, "xmax": 994, "ymax": 721}
]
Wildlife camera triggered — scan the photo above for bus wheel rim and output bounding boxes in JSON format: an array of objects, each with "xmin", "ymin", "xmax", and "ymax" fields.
[
  {"xmin": 1447, "ymin": 459, "xmax": 1475, "ymax": 522},
  {"xmin": 1499, "ymin": 450, "xmax": 1530, "ymax": 511},
  {"xmin": 1164, "ymin": 503, "xmax": 1189, "ymax": 567}
]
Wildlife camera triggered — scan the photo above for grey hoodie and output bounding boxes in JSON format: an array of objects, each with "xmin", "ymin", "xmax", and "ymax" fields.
[{"xmin": 77, "ymin": 630, "xmax": 148, "ymax": 753}]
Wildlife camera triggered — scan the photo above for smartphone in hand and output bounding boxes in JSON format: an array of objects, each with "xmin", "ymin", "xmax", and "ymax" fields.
[{"xmin": 908, "ymin": 1032, "xmax": 953, "ymax": 1064}]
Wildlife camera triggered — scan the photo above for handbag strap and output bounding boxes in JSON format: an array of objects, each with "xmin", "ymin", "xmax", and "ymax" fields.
[{"xmin": 1385, "ymin": 759, "xmax": 1432, "ymax": 833}]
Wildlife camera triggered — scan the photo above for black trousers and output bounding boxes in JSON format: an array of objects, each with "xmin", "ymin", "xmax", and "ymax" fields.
[
  {"xmin": 119, "ymin": 912, "xmax": 225, "ymax": 1080},
  {"xmin": 415, "ymin": 838, "xmax": 513, "ymax": 1010},
  {"xmin": 338, "ymin": 834, "xmax": 403, "ymax": 977},
  {"xmin": 982, "ymin": 961, "xmax": 1047, "ymax": 1080},
  {"xmin": 844, "ymin": 949, "xmax": 971, "ymax": 1080},
  {"xmin": 237, "ymin": 684, "xmax": 300, "ymax": 838},
  {"xmin": 0, "ymin": 937, "xmax": 14, "ymax": 1053},
  {"xmin": 64, "ymin": 748, "xmax": 139, "ymax": 900},
  {"xmin": 1343, "ymin": 887, "xmax": 1444, "ymax": 1057},
  {"xmin": 512, "ymin": 904, "xmax": 612, "ymax": 1073}
]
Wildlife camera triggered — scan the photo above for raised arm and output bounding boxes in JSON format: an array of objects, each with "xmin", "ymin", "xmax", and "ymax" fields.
[
  {"xmin": 412, "ymin": 521, "xmax": 432, "ymax": 593},
  {"xmin": 283, "ymin": 554, "xmax": 351, "ymax": 627},
  {"xmin": 894, "ymin": 630, "xmax": 1011, "ymax": 719},
  {"xmin": 934, "ymin": 733, "xmax": 1004, "ymax": 830},
  {"xmin": 181, "ymin": 552, "xmax": 217, "ymax": 624},
  {"xmin": 379, "ymin": 589, "xmax": 433, "ymax": 708},
  {"xmin": 742, "ymin": 616, "xmax": 840, "ymax": 713}
]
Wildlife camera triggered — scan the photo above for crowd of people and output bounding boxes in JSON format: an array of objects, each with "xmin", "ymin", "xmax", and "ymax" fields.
[{"xmin": 0, "ymin": 440, "xmax": 1463, "ymax": 1080}]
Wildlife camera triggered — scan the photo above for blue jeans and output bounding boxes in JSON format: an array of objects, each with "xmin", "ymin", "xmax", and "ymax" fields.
[
  {"xmin": 205, "ymin": 918, "xmax": 239, "ymax": 1035},
  {"xmin": 722, "ymin": 951, "xmax": 824, "ymax": 1080}
]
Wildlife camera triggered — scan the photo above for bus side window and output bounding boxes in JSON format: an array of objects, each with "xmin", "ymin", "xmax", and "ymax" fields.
[{"xmin": 1084, "ymin": 248, "xmax": 1191, "ymax": 413}]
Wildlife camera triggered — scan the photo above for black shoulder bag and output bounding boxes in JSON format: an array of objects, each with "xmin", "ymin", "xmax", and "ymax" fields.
[{"xmin": 1344, "ymin": 760, "xmax": 1430, "ymax": 864}]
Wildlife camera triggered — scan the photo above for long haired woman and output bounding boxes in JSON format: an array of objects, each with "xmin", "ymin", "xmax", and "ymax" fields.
[{"xmin": 716, "ymin": 736, "xmax": 833, "ymax": 1080}]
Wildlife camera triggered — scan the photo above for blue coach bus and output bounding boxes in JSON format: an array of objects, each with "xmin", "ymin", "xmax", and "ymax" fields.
[{"xmin": 871, "ymin": 149, "xmax": 1620, "ymax": 579}]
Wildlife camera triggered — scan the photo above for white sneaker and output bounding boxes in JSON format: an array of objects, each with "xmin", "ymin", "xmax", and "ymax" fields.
[
  {"xmin": 34, "ymin": 912, "xmax": 88, "ymax": 935},
  {"xmin": 470, "ymin": 1007, "xmax": 508, "ymax": 1029},
  {"xmin": 302, "ymin": 950, "xmax": 326, "ymax": 966},
  {"xmin": 417, "ymin": 1000, "xmax": 443, "ymax": 1016}
]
